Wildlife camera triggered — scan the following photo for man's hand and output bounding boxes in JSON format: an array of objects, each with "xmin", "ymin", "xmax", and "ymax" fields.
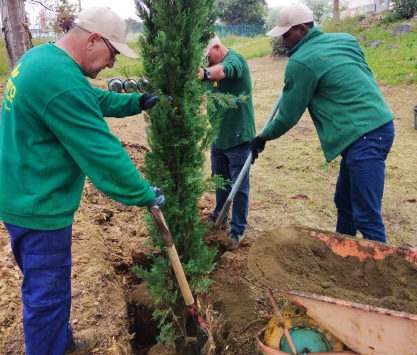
[
  {"xmin": 139, "ymin": 92, "xmax": 173, "ymax": 110},
  {"xmin": 147, "ymin": 186, "xmax": 165, "ymax": 211},
  {"xmin": 249, "ymin": 135, "xmax": 266, "ymax": 164},
  {"xmin": 139, "ymin": 92, "xmax": 160, "ymax": 110}
]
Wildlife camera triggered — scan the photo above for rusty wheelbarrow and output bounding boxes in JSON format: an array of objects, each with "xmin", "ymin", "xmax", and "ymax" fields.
[{"xmin": 256, "ymin": 230, "xmax": 417, "ymax": 355}]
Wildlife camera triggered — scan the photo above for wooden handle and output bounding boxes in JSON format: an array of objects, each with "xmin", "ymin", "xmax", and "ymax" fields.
[
  {"xmin": 151, "ymin": 207, "xmax": 194, "ymax": 306},
  {"xmin": 265, "ymin": 287, "xmax": 297, "ymax": 355}
]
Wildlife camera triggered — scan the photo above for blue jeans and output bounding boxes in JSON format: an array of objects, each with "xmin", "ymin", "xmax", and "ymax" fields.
[
  {"xmin": 211, "ymin": 142, "xmax": 251, "ymax": 235},
  {"xmin": 4, "ymin": 223, "xmax": 75, "ymax": 355},
  {"xmin": 334, "ymin": 121, "xmax": 395, "ymax": 242}
]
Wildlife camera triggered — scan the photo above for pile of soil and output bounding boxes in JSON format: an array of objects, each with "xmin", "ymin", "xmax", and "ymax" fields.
[{"xmin": 248, "ymin": 227, "xmax": 417, "ymax": 315}]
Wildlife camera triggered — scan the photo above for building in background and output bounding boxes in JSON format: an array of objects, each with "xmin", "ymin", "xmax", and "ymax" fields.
[{"xmin": 341, "ymin": 0, "xmax": 393, "ymax": 18}]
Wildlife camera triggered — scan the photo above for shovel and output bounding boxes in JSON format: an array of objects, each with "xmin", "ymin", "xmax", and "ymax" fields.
[
  {"xmin": 213, "ymin": 92, "xmax": 283, "ymax": 230},
  {"xmin": 150, "ymin": 206, "xmax": 215, "ymax": 355}
]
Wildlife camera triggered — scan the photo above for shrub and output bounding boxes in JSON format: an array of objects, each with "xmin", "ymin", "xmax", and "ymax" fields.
[
  {"xmin": 132, "ymin": 0, "xmax": 232, "ymax": 345},
  {"xmin": 379, "ymin": 11, "xmax": 403, "ymax": 25},
  {"xmin": 393, "ymin": 0, "xmax": 417, "ymax": 19},
  {"xmin": 269, "ymin": 37, "xmax": 286, "ymax": 58}
]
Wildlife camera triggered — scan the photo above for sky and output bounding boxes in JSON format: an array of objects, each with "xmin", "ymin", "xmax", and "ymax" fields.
[{"xmin": 27, "ymin": 0, "xmax": 297, "ymax": 23}]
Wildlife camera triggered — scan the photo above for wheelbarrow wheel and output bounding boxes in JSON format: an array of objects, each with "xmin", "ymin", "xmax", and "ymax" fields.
[{"xmin": 264, "ymin": 305, "xmax": 347, "ymax": 353}]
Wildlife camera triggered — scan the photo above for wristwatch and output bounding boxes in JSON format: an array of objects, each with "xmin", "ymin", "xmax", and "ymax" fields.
[{"xmin": 203, "ymin": 68, "xmax": 211, "ymax": 81}]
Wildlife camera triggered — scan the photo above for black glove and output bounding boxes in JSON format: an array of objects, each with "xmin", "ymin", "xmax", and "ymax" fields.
[
  {"xmin": 249, "ymin": 135, "xmax": 266, "ymax": 164},
  {"xmin": 139, "ymin": 92, "xmax": 159, "ymax": 110},
  {"xmin": 139, "ymin": 92, "xmax": 173, "ymax": 110},
  {"xmin": 147, "ymin": 186, "xmax": 165, "ymax": 211}
]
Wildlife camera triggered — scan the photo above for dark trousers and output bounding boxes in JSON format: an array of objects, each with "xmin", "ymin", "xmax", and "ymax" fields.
[
  {"xmin": 334, "ymin": 121, "xmax": 395, "ymax": 242},
  {"xmin": 4, "ymin": 222, "xmax": 75, "ymax": 355},
  {"xmin": 210, "ymin": 142, "xmax": 251, "ymax": 235}
]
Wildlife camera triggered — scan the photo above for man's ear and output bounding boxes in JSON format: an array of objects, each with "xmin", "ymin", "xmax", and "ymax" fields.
[
  {"xmin": 86, "ymin": 33, "xmax": 101, "ymax": 51},
  {"xmin": 300, "ymin": 24, "xmax": 310, "ymax": 36}
]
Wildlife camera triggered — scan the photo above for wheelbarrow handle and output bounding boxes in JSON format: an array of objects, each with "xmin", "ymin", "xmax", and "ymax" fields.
[
  {"xmin": 150, "ymin": 207, "xmax": 212, "ymax": 335},
  {"xmin": 213, "ymin": 92, "xmax": 283, "ymax": 229}
]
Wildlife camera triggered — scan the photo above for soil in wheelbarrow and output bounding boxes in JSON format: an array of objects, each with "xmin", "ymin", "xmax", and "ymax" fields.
[{"xmin": 248, "ymin": 227, "xmax": 417, "ymax": 315}]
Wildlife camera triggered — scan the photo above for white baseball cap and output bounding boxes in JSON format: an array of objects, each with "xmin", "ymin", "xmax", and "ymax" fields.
[
  {"xmin": 266, "ymin": 3, "xmax": 314, "ymax": 38},
  {"xmin": 74, "ymin": 7, "xmax": 139, "ymax": 59},
  {"xmin": 204, "ymin": 36, "xmax": 221, "ymax": 57}
]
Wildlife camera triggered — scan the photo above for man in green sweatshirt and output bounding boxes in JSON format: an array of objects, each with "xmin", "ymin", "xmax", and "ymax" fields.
[
  {"xmin": 199, "ymin": 36, "xmax": 256, "ymax": 251},
  {"xmin": 0, "ymin": 7, "xmax": 165, "ymax": 355},
  {"xmin": 249, "ymin": 3, "xmax": 395, "ymax": 243}
]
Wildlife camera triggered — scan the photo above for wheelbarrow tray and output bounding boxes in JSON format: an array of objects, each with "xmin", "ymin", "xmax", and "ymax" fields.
[{"xmin": 258, "ymin": 231, "xmax": 417, "ymax": 355}]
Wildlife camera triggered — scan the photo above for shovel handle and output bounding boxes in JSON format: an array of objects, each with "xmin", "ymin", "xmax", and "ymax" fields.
[
  {"xmin": 213, "ymin": 92, "xmax": 283, "ymax": 230},
  {"xmin": 151, "ymin": 207, "xmax": 194, "ymax": 306},
  {"xmin": 150, "ymin": 207, "xmax": 212, "ymax": 335}
]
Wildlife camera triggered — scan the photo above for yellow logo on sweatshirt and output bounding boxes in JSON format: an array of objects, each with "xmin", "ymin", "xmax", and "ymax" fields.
[{"xmin": 4, "ymin": 62, "xmax": 21, "ymax": 111}]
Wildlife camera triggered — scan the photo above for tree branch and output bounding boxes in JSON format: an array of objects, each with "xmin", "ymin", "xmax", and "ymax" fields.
[{"xmin": 25, "ymin": 0, "xmax": 58, "ymax": 13}]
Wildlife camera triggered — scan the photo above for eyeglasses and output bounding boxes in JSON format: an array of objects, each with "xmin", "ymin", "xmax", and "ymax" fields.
[{"xmin": 102, "ymin": 38, "xmax": 118, "ymax": 63}]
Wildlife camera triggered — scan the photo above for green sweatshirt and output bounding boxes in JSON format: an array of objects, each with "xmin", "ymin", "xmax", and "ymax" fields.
[
  {"xmin": 208, "ymin": 49, "xmax": 256, "ymax": 149},
  {"xmin": 262, "ymin": 27, "xmax": 395, "ymax": 162},
  {"xmin": 0, "ymin": 42, "xmax": 155, "ymax": 230}
]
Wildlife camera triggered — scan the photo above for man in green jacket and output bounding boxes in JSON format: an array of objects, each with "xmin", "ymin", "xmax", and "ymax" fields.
[
  {"xmin": 0, "ymin": 7, "xmax": 164, "ymax": 355},
  {"xmin": 199, "ymin": 36, "xmax": 256, "ymax": 250},
  {"xmin": 250, "ymin": 3, "xmax": 395, "ymax": 243}
]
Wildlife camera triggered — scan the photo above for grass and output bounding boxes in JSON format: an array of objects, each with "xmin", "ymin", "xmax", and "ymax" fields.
[
  {"xmin": 221, "ymin": 35, "xmax": 271, "ymax": 59},
  {"xmin": 0, "ymin": 39, "xmax": 9, "ymax": 83},
  {"xmin": 321, "ymin": 15, "xmax": 417, "ymax": 86}
]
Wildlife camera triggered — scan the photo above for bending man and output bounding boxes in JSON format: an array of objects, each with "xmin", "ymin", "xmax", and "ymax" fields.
[
  {"xmin": 0, "ymin": 7, "xmax": 164, "ymax": 355},
  {"xmin": 250, "ymin": 4, "xmax": 395, "ymax": 243},
  {"xmin": 199, "ymin": 36, "xmax": 256, "ymax": 250}
]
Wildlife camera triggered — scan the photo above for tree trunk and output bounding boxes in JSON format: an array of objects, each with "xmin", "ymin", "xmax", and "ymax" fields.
[
  {"xmin": 0, "ymin": 0, "xmax": 33, "ymax": 73},
  {"xmin": 333, "ymin": 0, "xmax": 340, "ymax": 21}
]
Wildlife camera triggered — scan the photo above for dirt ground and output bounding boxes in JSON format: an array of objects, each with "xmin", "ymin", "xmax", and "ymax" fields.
[
  {"xmin": 0, "ymin": 54, "xmax": 417, "ymax": 354},
  {"xmin": 248, "ymin": 227, "xmax": 417, "ymax": 315}
]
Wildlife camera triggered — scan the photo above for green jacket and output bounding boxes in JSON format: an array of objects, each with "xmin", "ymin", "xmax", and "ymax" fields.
[
  {"xmin": 208, "ymin": 48, "xmax": 256, "ymax": 149},
  {"xmin": 0, "ymin": 42, "xmax": 155, "ymax": 230},
  {"xmin": 262, "ymin": 27, "xmax": 395, "ymax": 162}
]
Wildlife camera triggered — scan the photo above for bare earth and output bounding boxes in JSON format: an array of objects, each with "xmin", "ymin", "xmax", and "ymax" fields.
[{"xmin": 0, "ymin": 55, "xmax": 416, "ymax": 354}]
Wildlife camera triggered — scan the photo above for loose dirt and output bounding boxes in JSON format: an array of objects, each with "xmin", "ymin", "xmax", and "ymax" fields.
[{"xmin": 248, "ymin": 227, "xmax": 417, "ymax": 315}]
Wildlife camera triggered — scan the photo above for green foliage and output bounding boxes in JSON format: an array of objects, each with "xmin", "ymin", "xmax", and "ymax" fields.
[
  {"xmin": 320, "ymin": 16, "xmax": 417, "ymax": 86},
  {"xmin": 378, "ymin": 11, "xmax": 403, "ymax": 25},
  {"xmin": 263, "ymin": 7, "xmax": 281, "ymax": 31},
  {"xmin": 125, "ymin": 18, "xmax": 143, "ymax": 33},
  {"xmin": 47, "ymin": 0, "xmax": 78, "ymax": 35},
  {"xmin": 217, "ymin": 0, "xmax": 267, "ymax": 25},
  {"xmin": 269, "ymin": 37, "xmax": 285, "ymax": 58},
  {"xmin": 393, "ymin": 0, "xmax": 417, "ymax": 19},
  {"xmin": 133, "ymin": 0, "xmax": 235, "ymax": 344}
]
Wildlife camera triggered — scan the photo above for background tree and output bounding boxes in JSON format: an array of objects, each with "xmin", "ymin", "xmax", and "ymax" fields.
[
  {"xmin": 133, "ymin": 0, "xmax": 225, "ymax": 344},
  {"xmin": 300, "ymin": 0, "xmax": 348, "ymax": 24},
  {"xmin": 263, "ymin": 7, "xmax": 281, "ymax": 31},
  {"xmin": 124, "ymin": 17, "xmax": 143, "ymax": 33},
  {"xmin": 0, "ymin": 0, "xmax": 33, "ymax": 72},
  {"xmin": 217, "ymin": 0, "xmax": 267, "ymax": 25},
  {"xmin": 47, "ymin": 0, "xmax": 78, "ymax": 35},
  {"xmin": 393, "ymin": 0, "xmax": 417, "ymax": 19}
]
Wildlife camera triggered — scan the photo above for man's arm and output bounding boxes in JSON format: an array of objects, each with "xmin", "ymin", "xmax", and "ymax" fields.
[
  {"xmin": 198, "ymin": 65, "xmax": 225, "ymax": 81},
  {"xmin": 198, "ymin": 53, "xmax": 245, "ymax": 82},
  {"xmin": 44, "ymin": 89, "xmax": 156, "ymax": 207},
  {"xmin": 93, "ymin": 87, "xmax": 143, "ymax": 117},
  {"xmin": 261, "ymin": 60, "xmax": 318, "ymax": 141}
]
